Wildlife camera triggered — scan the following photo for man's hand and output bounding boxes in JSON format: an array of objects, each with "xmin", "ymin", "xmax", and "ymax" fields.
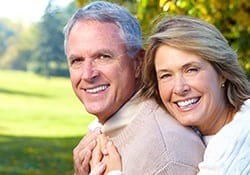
[{"xmin": 73, "ymin": 128, "xmax": 101, "ymax": 175}]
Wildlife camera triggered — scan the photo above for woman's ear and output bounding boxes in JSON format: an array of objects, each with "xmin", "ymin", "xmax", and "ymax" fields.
[{"xmin": 219, "ymin": 75, "xmax": 226, "ymax": 87}]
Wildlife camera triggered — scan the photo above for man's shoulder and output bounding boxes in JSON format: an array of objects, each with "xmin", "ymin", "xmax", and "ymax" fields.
[
  {"xmin": 120, "ymin": 99, "xmax": 205, "ymax": 173},
  {"xmin": 136, "ymin": 98, "xmax": 189, "ymax": 131},
  {"xmin": 131, "ymin": 100, "xmax": 203, "ymax": 147}
]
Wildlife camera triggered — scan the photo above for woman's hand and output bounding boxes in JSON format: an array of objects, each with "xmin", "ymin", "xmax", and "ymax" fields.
[
  {"xmin": 73, "ymin": 128, "xmax": 101, "ymax": 175},
  {"xmin": 101, "ymin": 141, "xmax": 122, "ymax": 175},
  {"xmin": 73, "ymin": 130, "xmax": 122, "ymax": 175},
  {"xmin": 90, "ymin": 137, "xmax": 122, "ymax": 175}
]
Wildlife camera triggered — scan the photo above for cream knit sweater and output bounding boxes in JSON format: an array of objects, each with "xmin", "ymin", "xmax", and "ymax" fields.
[
  {"xmin": 101, "ymin": 98, "xmax": 205, "ymax": 175},
  {"xmin": 198, "ymin": 99, "xmax": 250, "ymax": 175}
]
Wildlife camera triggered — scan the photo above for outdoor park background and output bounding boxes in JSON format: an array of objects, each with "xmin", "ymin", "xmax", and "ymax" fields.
[{"xmin": 0, "ymin": 0, "xmax": 249, "ymax": 174}]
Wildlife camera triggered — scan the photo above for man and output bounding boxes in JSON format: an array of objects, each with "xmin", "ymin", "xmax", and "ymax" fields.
[{"xmin": 64, "ymin": 1, "xmax": 205, "ymax": 175}]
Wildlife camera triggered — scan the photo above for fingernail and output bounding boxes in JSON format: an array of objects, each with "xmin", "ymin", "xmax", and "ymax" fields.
[
  {"xmin": 107, "ymin": 141, "xmax": 112, "ymax": 146},
  {"xmin": 86, "ymin": 150, "xmax": 91, "ymax": 156},
  {"xmin": 90, "ymin": 140, "xmax": 96, "ymax": 147},
  {"xmin": 94, "ymin": 127, "xmax": 101, "ymax": 134},
  {"xmin": 102, "ymin": 148, "xmax": 108, "ymax": 155},
  {"xmin": 99, "ymin": 162, "xmax": 105, "ymax": 168}
]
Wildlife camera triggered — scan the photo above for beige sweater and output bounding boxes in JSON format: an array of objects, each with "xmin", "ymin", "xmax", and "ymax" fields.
[{"xmin": 103, "ymin": 98, "xmax": 205, "ymax": 175}]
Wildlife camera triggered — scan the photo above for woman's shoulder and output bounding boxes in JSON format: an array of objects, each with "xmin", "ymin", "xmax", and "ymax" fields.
[
  {"xmin": 208, "ymin": 100, "xmax": 250, "ymax": 148},
  {"xmin": 201, "ymin": 100, "xmax": 250, "ymax": 174},
  {"xmin": 234, "ymin": 99, "xmax": 250, "ymax": 120}
]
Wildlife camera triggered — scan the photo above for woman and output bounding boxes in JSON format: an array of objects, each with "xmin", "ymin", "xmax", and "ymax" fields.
[
  {"xmin": 90, "ymin": 15, "xmax": 250, "ymax": 174},
  {"xmin": 142, "ymin": 15, "xmax": 250, "ymax": 174}
]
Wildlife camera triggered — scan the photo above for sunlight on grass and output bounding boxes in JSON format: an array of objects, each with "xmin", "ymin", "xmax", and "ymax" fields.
[
  {"xmin": 0, "ymin": 70, "xmax": 94, "ymax": 137},
  {"xmin": 0, "ymin": 70, "xmax": 97, "ymax": 175}
]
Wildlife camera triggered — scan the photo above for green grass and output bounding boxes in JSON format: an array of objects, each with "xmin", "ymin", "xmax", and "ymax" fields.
[{"xmin": 0, "ymin": 70, "xmax": 94, "ymax": 175}]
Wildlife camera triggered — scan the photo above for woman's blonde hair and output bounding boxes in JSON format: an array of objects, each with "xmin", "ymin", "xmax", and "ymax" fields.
[{"xmin": 141, "ymin": 15, "xmax": 250, "ymax": 111}]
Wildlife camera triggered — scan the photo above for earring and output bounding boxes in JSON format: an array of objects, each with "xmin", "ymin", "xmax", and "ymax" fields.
[{"xmin": 221, "ymin": 83, "xmax": 225, "ymax": 88}]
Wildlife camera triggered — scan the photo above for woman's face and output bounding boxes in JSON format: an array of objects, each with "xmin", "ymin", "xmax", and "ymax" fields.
[{"xmin": 154, "ymin": 45, "xmax": 227, "ymax": 134}]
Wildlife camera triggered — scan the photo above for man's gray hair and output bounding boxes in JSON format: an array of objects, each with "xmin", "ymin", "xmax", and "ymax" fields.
[{"xmin": 64, "ymin": 1, "xmax": 142, "ymax": 58}]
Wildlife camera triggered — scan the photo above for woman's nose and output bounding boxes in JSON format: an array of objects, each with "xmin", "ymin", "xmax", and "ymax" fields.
[{"xmin": 173, "ymin": 75, "xmax": 190, "ymax": 96}]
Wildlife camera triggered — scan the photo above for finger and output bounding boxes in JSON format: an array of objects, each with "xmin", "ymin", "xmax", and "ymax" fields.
[
  {"xmin": 104, "ymin": 141, "xmax": 119, "ymax": 157},
  {"xmin": 99, "ymin": 134, "xmax": 109, "ymax": 152},
  {"xmin": 73, "ymin": 139, "xmax": 97, "ymax": 175},
  {"xmin": 78, "ymin": 129, "xmax": 101, "ymax": 148},
  {"xmin": 74, "ymin": 152, "xmax": 90, "ymax": 175},
  {"xmin": 77, "ymin": 139, "xmax": 97, "ymax": 159},
  {"xmin": 88, "ymin": 127, "xmax": 102, "ymax": 134},
  {"xmin": 73, "ymin": 139, "xmax": 96, "ymax": 165},
  {"xmin": 73, "ymin": 129, "xmax": 102, "ymax": 175},
  {"xmin": 73, "ymin": 149, "xmax": 91, "ymax": 175},
  {"xmin": 102, "ymin": 141, "xmax": 122, "ymax": 173},
  {"xmin": 81, "ymin": 149, "xmax": 91, "ymax": 167},
  {"xmin": 107, "ymin": 141, "xmax": 116, "ymax": 151},
  {"xmin": 90, "ymin": 136, "xmax": 103, "ymax": 169},
  {"xmin": 90, "ymin": 162, "xmax": 106, "ymax": 175}
]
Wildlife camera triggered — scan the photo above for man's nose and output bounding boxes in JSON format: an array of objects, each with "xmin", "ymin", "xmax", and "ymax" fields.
[{"xmin": 81, "ymin": 60, "xmax": 99, "ymax": 82}]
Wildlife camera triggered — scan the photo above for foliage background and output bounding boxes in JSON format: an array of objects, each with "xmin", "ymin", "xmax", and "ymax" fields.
[
  {"xmin": 0, "ymin": 0, "xmax": 249, "ymax": 174},
  {"xmin": 0, "ymin": 0, "xmax": 249, "ymax": 78},
  {"xmin": 76, "ymin": 0, "xmax": 250, "ymax": 78}
]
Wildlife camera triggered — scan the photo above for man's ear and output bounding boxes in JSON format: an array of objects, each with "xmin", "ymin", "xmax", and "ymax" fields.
[{"xmin": 134, "ymin": 49, "xmax": 145, "ymax": 78}]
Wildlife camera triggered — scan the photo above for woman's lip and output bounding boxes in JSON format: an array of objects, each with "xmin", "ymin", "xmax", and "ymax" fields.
[{"xmin": 174, "ymin": 97, "xmax": 200, "ymax": 111}]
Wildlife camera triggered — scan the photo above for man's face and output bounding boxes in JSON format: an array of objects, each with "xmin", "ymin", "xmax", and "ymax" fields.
[{"xmin": 66, "ymin": 20, "xmax": 140, "ymax": 123}]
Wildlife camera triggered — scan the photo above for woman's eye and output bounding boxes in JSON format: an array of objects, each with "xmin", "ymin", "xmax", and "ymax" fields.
[
  {"xmin": 159, "ymin": 73, "xmax": 171, "ymax": 79},
  {"xmin": 187, "ymin": 67, "xmax": 199, "ymax": 73}
]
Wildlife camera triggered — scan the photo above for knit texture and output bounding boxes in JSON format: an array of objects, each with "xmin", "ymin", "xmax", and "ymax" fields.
[
  {"xmin": 198, "ymin": 99, "xmax": 250, "ymax": 175},
  {"xmin": 104, "ymin": 98, "xmax": 205, "ymax": 175}
]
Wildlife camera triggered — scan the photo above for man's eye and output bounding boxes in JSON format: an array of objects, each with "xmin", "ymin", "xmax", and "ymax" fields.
[
  {"xmin": 95, "ymin": 54, "xmax": 113, "ymax": 65},
  {"xmin": 71, "ymin": 58, "xmax": 82, "ymax": 65},
  {"xmin": 99, "ymin": 54, "xmax": 112, "ymax": 60},
  {"xmin": 70, "ymin": 58, "xmax": 83, "ymax": 69}
]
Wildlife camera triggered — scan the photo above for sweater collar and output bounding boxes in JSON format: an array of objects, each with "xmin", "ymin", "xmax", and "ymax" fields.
[{"xmin": 88, "ymin": 92, "xmax": 143, "ymax": 137}]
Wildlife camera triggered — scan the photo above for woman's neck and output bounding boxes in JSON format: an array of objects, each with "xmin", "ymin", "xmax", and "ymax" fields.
[{"xmin": 199, "ymin": 107, "xmax": 235, "ymax": 135}]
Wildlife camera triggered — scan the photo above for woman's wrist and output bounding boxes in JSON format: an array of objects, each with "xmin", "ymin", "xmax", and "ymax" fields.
[{"xmin": 107, "ymin": 170, "xmax": 122, "ymax": 175}]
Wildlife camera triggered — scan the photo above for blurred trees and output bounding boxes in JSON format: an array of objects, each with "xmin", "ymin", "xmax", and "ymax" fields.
[
  {"xmin": 25, "ymin": 0, "xmax": 77, "ymax": 77},
  {"xmin": 0, "ymin": 19, "xmax": 31, "ymax": 70},
  {"xmin": 137, "ymin": 0, "xmax": 250, "ymax": 79},
  {"xmin": 0, "ymin": 0, "xmax": 249, "ymax": 79},
  {"xmin": 76, "ymin": 0, "xmax": 250, "ymax": 79},
  {"xmin": 0, "ymin": 0, "xmax": 77, "ymax": 77},
  {"xmin": 32, "ymin": 1, "xmax": 71, "ymax": 77}
]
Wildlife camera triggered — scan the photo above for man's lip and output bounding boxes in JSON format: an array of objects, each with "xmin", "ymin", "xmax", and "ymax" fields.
[{"xmin": 83, "ymin": 85, "xmax": 109, "ymax": 94}]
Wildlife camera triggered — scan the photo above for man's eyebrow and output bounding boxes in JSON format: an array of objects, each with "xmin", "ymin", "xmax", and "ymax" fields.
[
  {"xmin": 94, "ymin": 49, "xmax": 114, "ymax": 55},
  {"xmin": 68, "ymin": 55, "xmax": 83, "ymax": 60}
]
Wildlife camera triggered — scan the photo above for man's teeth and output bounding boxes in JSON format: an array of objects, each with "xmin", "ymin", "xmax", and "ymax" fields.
[
  {"xmin": 86, "ymin": 85, "xmax": 108, "ymax": 93},
  {"xmin": 177, "ymin": 98, "xmax": 199, "ymax": 107}
]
